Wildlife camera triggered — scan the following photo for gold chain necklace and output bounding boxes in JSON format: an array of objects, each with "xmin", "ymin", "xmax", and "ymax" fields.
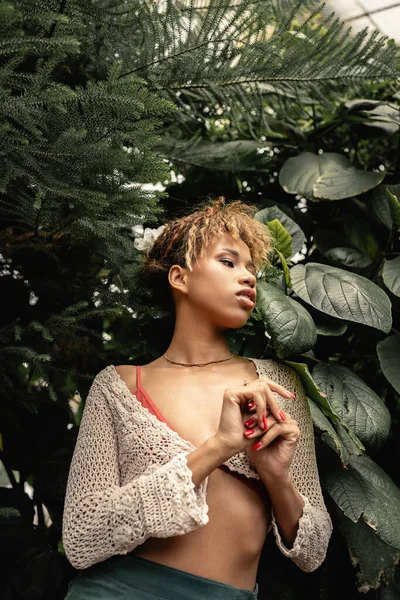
[{"xmin": 162, "ymin": 351, "xmax": 235, "ymax": 368}]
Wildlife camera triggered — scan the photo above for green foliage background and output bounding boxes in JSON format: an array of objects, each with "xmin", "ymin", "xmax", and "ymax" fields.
[{"xmin": 0, "ymin": 0, "xmax": 399, "ymax": 598}]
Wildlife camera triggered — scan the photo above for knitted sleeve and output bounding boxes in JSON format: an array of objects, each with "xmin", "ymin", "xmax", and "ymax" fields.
[
  {"xmin": 267, "ymin": 363, "xmax": 333, "ymax": 572},
  {"xmin": 62, "ymin": 374, "xmax": 209, "ymax": 570}
]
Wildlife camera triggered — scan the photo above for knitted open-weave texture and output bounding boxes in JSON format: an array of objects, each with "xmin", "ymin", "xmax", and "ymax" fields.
[{"xmin": 62, "ymin": 358, "xmax": 332, "ymax": 571}]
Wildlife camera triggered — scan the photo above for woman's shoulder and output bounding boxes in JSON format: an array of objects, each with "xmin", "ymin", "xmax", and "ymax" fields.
[
  {"xmin": 86, "ymin": 364, "xmax": 133, "ymax": 395},
  {"xmin": 91, "ymin": 364, "xmax": 143, "ymax": 402},
  {"xmin": 112, "ymin": 364, "xmax": 137, "ymax": 389},
  {"xmin": 84, "ymin": 365, "xmax": 138, "ymax": 413}
]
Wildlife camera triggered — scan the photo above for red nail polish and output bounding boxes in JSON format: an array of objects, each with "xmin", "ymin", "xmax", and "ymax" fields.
[
  {"xmin": 245, "ymin": 418, "xmax": 255, "ymax": 427},
  {"xmin": 252, "ymin": 441, "xmax": 262, "ymax": 451},
  {"xmin": 279, "ymin": 410, "xmax": 286, "ymax": 420},
  {"xmin": 262, "ymin": 414, "xmax": 268, "ymax": 430},
  {"xmin": 248, "ymin": 401, "xmax": 255, "ymax": 409},
  {"xmin": 244, "ymin": 429, "xmax": 255, "ymax": 437}
]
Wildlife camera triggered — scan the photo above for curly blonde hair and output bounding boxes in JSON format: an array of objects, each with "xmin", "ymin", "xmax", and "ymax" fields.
[{"xmin": 139, "ymin": 196, "xmax": 274, "ymax": 314}]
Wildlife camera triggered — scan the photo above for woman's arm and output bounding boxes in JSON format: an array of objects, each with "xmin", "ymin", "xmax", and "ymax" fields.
[
  {"xmin": 258, "ymin": 363, "xmax": 333, "ymax": 572},
  {"xmin": 261, "ymin": 473, "xmax": 305, "ymax": 549},
  {"xmin": 62, "ymin": 372, "xmax": 225, "ymax": 570}
]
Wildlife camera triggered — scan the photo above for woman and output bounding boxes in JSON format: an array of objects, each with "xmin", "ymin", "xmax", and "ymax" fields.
[{"xmin": 62, "ymin": 197, "xmax": 333, "ymax": 599}]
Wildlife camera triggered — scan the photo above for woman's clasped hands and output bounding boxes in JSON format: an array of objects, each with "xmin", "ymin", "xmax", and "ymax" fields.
[{"xmin": 214, "ymin": 376, "xmax": 302, "ymax": 481}]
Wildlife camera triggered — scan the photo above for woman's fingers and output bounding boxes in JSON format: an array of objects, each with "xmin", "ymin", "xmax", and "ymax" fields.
[
  {"xmin": 247, "ymin": 377, "xmax": 296, "ymax": 400},
  {"xmin": 253, "ymin": 390, "xmax": 268, "ymax": 430},
  {"xmin": 267, "ymin": 380, "xmax": 296, "ymax": 399},
  {"xmin": 245, "ymin": 381, "xmax": 287, "ymax": 425},
  {"xmin": 228, "ymin": 377, "xmax": 295, "ymax": 434},
  {"xmin": 243, "ymin": 411, "xmax": 301, "ymax": 450},
  {"xmin": 243, "ymin": 410, "xmax": 293, "ymax": 434},
  {"xmin": 254, "ymin": 420, "xmax": 301, "ymax": 450},
  {"xmin": 261, "ymin": 381, "xmax": 285, "ymax": 423},
  {"xmin": 243, "ymin": 412, "xmax": 278, "ymax": 437},
  {"xmin": 245, "ymin": 396, "xmax": 268, "ymax": 432}
]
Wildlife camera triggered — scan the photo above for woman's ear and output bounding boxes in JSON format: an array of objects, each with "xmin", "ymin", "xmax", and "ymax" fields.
[{"xmin": 168, "ymin": 264, "xmax": 188, "ymax": 297}]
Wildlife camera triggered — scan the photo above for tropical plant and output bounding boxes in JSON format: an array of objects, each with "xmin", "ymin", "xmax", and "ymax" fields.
[
  {"xmin": 1, "ymin": 0, "xmax": 399, "ymax": 598},
  {"xmin": 153, "ymin": 76, "xmax": 400, "ymax": 600}
]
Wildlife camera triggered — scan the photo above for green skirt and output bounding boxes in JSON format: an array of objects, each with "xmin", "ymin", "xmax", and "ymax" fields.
[{"xmin": 65, "ymin": 554, "xmax": 259, "ymax": 599}]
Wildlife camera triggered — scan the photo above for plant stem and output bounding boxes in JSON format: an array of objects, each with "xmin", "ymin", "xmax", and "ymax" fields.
[{"xmin": 299, "ymin": 353, "xmax": 322, "ymax": 363}]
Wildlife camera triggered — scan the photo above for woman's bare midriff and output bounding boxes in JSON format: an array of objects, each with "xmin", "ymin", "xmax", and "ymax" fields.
[
  {"xmin": 132, "ymin": 466, "xmax": 270, "ymax": 591},
  {"xmin": 117, "ymin": 357, "xmax": 271, "ymax": 592}
]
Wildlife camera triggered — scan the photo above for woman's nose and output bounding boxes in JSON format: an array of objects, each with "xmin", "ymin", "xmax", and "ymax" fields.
[{"xmin": 240, "ymin": 271, "xmax": 256, "ymax": 286}]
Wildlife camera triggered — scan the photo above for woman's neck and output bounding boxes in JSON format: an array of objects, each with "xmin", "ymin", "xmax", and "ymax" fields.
[{"xmin": 164, "ymin": 328, "xmax": 232, "ymax": 366}]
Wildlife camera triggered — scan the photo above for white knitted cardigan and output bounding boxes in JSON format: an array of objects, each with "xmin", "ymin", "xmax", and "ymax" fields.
[{"xmin": 62, "ymin": 358, "xmax": 333, "ymax": 572}]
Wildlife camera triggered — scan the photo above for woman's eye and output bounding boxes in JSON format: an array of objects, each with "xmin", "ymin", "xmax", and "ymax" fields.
[{"xmin": 221, "ymin": 259, "xmax": 234, "ymax": 267}]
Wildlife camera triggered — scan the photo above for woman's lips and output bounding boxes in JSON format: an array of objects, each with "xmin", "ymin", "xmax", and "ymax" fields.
[{"xmin": 236, "ymin": 294, "xmax": 255, "ymax": 308}]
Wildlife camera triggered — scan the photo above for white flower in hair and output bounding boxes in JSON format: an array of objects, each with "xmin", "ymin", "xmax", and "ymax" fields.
[{"xmin": 133, "ymin": 225, "xmax": 166, "ymax": 254}]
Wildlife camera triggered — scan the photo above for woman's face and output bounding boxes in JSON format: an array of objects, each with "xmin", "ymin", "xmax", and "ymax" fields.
[{"xmin": 171, "ymin": 233, "xmax": 257, "ymax": 330}]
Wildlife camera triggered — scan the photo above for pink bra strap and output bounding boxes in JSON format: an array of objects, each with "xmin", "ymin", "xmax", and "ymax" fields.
[{"xmin": 135, "ymin": 365, "xmax": 142, "ymax": 389}]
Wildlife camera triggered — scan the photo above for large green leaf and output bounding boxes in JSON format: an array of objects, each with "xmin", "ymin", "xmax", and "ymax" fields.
[
  {"xmin": 338, "ymin": 513, "xmax": 400, "ymax": 593},
  {"xmin": 344, "ymin": 217, "xmax": 381, "ymax": 262},
  {"xmin": 376, "ymin": 335, "xmax": 400, "ymax": 394},
  {"xmin": 335, "ymin": 421, "xmax": 365, "ymax": 457},
  {"xmin": 256, "ymin": 282, "xmax": 316, "ymax": 357},
  {"xmin": 322, "ymin": 451, "xmax": 400, "ymax": 549},
  {"xmin": 290, "ymin": 262, "xmax": 392, "ymax": 333},
  {"xmin": 358, "ymin": 109, "xmax": 400, "ymax": 136},
  {"xmin": 361, "ymin": 104, "xmax": 400, "ymax": 136},
  {"xmin": 289, "ymin": 361, "xmax": 365, "ymax": 453},
  {"xmin": 325, "ymin": 247, "xmax": 372, "ymax": 269},
  {"xmin": 279, "ymin": 152, "xmax": 384, "ymax": 201},
  {"xmin": 308, "ymin": 400, "xmax": 364, "ymax": 467},
  {"xmin": 308, "ymin": 399, "xmax": 348, "ymax": 464},
  {"xmin": 253, "ymin": 205, "xmax": 305, "ymax": 257},
  {"xmin": 382, "ymin": 257, "xmax": 400, "ymax": 297},
  {"xmin": 314, "ymin": 312, "xmax": 348, "ymax": 337},
  {"xmin": 164, "ymin": 140, "xmax": 274, "ymax": 172},
  {"xmin": 275, "ymin": 248, "xmax": 292, "ymax": 288},
  {"xmin": 345, "ymin": 99, "xmax": 390, "ymax": 113},
  {"xmin": 312, "ymin": 363, "xmax": 391, "ymax": 451},
  {"xmin": 279, "ymin": 152, "xmax": 347, "ymax": 200},
  {"xmin": 314, "ymin": 167, "xmax": 385, "ymax": 201},
  {"xmin": 266, "ymin": 219, "xmax": 292, "ymax": 259},
  {"xmin": 314, "ymin": 230, "xmax": 372, "ymax": 269},
  {"xmin": 370, "ymin": 184, "xmax": 400, "ymax": 231},
  {"xmin": 386, "ymin": 189, "xmax": 400, "ymax": 230},
  {"xmin": 282, "ymin": 360, "xmax": 334, "ymax": 417},
  {"xmin": 345, "ymin": 99, "xmax": 400, "ymax": 136}
]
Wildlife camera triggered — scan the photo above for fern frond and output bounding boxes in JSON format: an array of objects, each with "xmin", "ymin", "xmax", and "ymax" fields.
[{"xmin": 111, "ymin": 0, "xmax": 398, "ymax": 134}]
